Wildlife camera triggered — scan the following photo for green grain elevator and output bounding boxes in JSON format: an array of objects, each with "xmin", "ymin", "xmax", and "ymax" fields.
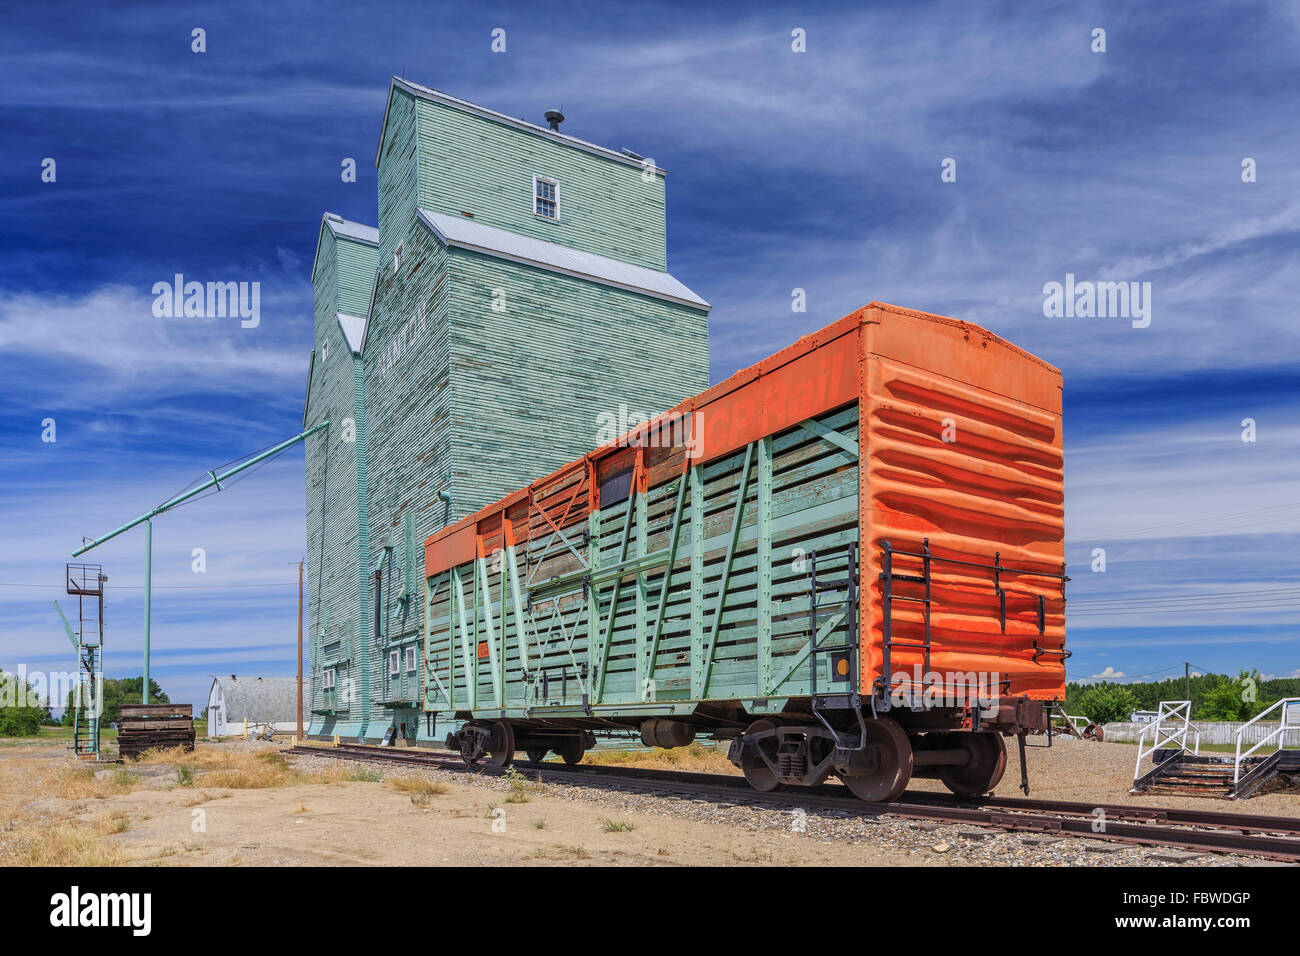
[{"xmin": 304, "ymin": 78, "xmax": 710, "ymax": 743}]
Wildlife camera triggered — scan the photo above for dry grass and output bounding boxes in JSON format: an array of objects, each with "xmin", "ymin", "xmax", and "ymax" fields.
[
  {"xmin": 580, "ymin": 742, "xmax": 736, "ymax": 774},
  {"xmin": 1, "ymin": 824, "xmax": 132, "ymax": 866},
  {"xmin": 131, "ymin": 745, "xmax": 350, "ymax": 790},
  {"xmin": 389, "ymin": 777, "xmax": 450, "ymax": 796},
  {"xmin": 47, "ymin": 766, "xmax": 141, "ymax": 800},
  {"xmin": 0, "ymin": 745, "xmax": 348, "ymax": 866}
]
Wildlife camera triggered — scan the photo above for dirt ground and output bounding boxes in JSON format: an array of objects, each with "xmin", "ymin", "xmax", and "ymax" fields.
[
  {"xmin": 0, "ymin": 739, "xmax": 922, "ymax": 867},
  {"xmin": 0, "ymin": 735, "xmax": 1293, "ymax": 867}
]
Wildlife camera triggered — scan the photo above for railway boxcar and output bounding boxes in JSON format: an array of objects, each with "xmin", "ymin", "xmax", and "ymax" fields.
[{"xmin": 426, "ymin": 302, "xmax": 1067, "ymax": 800}]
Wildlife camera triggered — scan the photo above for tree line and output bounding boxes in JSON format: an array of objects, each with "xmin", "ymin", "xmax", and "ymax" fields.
[
  {"xmin": 1063, "ymin": 671, "xmax": 1299, "ymax": 725},
  {"xmin": 0, "ymin": 669, "xmax": 173, "ymax": 736}
]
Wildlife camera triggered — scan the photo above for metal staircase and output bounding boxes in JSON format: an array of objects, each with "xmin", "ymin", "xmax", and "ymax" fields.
[
  {"xmin": 1132, "ymin": 698, "xmax": 1300, "ymax": 798},
  {"xmin": 1131, "ymin": 700, "xmax": 1201, "ymax": 794},
  {"xmin": 1232, "ymin": 698, "xmax": 1300, "ymax": 799},
  {"xmin": 55, "ymin": 564, "xmax": 106, "ymax": 760}
]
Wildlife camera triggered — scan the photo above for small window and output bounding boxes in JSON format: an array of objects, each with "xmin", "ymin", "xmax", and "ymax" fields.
[
  {"xmin": 320, "ymin": 339, "xmax": 329, "ymax": 362},
  {"xmin": 322, "ymin": 668, "xmax": 336, "ymax": 690},
  {"xmin": 388, "ymin": 650, "xmax": 400, "ymax": 676},
  {"xmin": 533, "ymin": 175, "xmax": 559, "ymax": 220},
  {"xmin": 393, "ymin": 241, "xmax": 405, "ymax": 272},
  {"xmin": 405, "ymin": 645, "xmax": 417, "ymax": 673}
]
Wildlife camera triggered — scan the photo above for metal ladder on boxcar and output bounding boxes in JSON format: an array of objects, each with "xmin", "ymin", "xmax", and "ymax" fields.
[{"xmin": 806, "ymin": 543, "xmax": 860, "ymax": 704}]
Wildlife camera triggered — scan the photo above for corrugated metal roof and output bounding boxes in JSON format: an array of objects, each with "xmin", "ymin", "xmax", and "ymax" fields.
[
  {"xmin": 336, "ymin": 312, "xmax": 367, "ymax": 354},
  {"xmin": 323, "ymin": 213, "xmax": 379, "ymax": 245},
  {"xmin": 416, "ymin": 209, "xmax": 709, "ymax": 310},
  {"xmin": 381, "ymin": 78, "xmax": 665, "ymax": 176},
  {"xmin": 209, "ymin": 676, "xmax": 306, "ymax": 724}
]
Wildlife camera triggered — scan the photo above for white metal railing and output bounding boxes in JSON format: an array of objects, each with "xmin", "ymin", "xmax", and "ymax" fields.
[
  {"xmin": 1133, "ymin": 700, "xmax": 1201, "ymax": 787},
  {"xmin": 1233, "ymin": 697, "xmax": 1300, "ymax": 786}
]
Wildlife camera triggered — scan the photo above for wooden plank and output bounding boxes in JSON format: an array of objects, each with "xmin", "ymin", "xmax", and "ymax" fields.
[
  {"xmin": 120, "ymin": 704, "xmax": 192, "ymax": 718},
  {"xmin": 118, "ymin": 719, "xmax": 193, "ymax": 731}
]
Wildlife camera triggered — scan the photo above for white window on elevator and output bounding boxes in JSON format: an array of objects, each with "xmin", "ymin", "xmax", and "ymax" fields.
[
  {"xmin": 405, "ymin": 645, "xmax": 417, "ymax": 673},
  {"xmin": 533, "ymin": 175, "xmax": 559, "ymax": 220},
  {"xmin": 389, "ymin": 650, "xmax": 400, "ymax": 676},
  {"xmin": 322, "ymin": 668, "xmax": 336, "ymax": 689},
  {"xmin": 393, "ymin": 241, "xmax": 405, "ymax": 272}
]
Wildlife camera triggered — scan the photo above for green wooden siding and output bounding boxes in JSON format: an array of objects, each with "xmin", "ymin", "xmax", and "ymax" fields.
[
  {"xmin": 378, "ymin": 89, "xmax": 420, "ymax": 279},
  {"xmin": 414, "ymin": 96, "xmax": 668, "ymax": 271},
  {"xmin": 361, "ymin": 217, "xmax": 452, "ymax": 734},
  {"xmin": 446, "ymin": 246, "xmax": 708, "ymax": 519},
  {"xmin": 336, "ymin": 237, "xmax": 376, "ymax": 317},
  {"xmin": 304, "ymin": 220, "xmax": 377, "ymax": 738},
  {"xmin": 423, "ymin": 406, "xmax": 861, "ymax": 718},
  {"xmin": 307, "ymin": 81, "xmax": 705, "ymax": 738}
]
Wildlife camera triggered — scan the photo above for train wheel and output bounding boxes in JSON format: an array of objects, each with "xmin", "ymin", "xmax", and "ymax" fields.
[
  {"xmin": 841, "ymin": 716, "xmax": 913, "ymax": 803},
  {"xmin": 525, "ymin": 749, "xmax": 548, "ymax": 764},
  {"xmin": 556, "ymin": 736, "xmax": 585, "ymax": 765},
  {"xmin": 458, "ymin": 724, "xmax": 485, "ymax": 767},
  {"xmin": 740, "ymin": 719, "xmax": 782, "ymax": 792},
  {"xmin": 938, "ymin": 732, "xmax": 1006, "ymax": 798},
  {"xmin": 484, "ymin": 721, "xmax": 516, "ymax": 769}
]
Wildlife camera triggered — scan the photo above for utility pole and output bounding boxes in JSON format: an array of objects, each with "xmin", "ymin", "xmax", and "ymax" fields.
[
  {"xmin": 1185, "ymin": 661, "xmax": 1190, "ymax": 702},
  {"xmin": 297, "ymin": 559, "xmax": 304, "ymax": 740},
  {"xmin": 143, "ymin": 519, "xmax": 152, "ymax": 703}
]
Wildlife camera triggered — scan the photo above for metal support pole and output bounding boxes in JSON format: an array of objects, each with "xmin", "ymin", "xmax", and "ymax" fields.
[
  {"xmin": 67, "ymin": 420, "xmax": 329, "ymax": 708},
  {"xmin": 143, "ymin": 518, "xmax": 152, "ymax": 704},
  {"xmin": 297, "ymin": 559, "xmax": 304, "ymax": 740}
]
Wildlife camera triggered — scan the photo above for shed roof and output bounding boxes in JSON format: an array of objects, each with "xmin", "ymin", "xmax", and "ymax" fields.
[
  {"xmin": 323, "ymin": 213, "xmax": 379, "ymax": 245},
  {"xmin": 416, "ymin": 209, "xmax": 709, "ymax": 310},
  {"xmin": 337, "ymin": 312, "xmax": 367, "ymax": 354},
  {"xmin": 209, "ymin": 676, "xmax": 306, "ymax": 725}
]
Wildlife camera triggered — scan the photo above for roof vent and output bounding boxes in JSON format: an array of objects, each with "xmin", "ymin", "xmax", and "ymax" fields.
[{"xmin": 544, "ymin": 109, "xmax": 565, "ymax": 132}]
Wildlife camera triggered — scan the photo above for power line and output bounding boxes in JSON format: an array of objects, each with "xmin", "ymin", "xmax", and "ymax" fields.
[
  {"xmin": 1069, "ymin": 586, "xmax": 1300, "ymax": 608},
  {"xmin": 0, "ymin": 581, "xmax": 299, "ymax": 591},
  {"xmin": 1104, "ymin": 502, "xmax": 1300, "ymax": 540},
  {"xmin": 1070, "ymin": 599, "xmax": 1300, "ymax": 617}
]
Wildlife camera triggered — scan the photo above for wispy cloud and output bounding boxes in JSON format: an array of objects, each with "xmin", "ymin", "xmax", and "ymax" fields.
[{"xmin": 3, "ymin": 0, "xmax": 1299, "ymax": 696}]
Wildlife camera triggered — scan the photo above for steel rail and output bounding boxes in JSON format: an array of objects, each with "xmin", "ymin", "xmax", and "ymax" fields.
[
  {"xmin": 287, "ymin": 744, "xmax": 1300, "ymax": 861},
  {"xmin": 312, "ymin": 743, "xmax": 1300, "ymax": 833}
]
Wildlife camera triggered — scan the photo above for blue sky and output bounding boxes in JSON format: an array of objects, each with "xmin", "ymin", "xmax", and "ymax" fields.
[{"xmin": 2, "ymin": 0, "xmax": 1298, "ymax": 708}]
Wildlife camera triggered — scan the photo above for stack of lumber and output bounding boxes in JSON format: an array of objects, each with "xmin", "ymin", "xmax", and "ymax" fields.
[{"xmin": 118, "ymin": 703, "xmax": 195, "ymax": 759}]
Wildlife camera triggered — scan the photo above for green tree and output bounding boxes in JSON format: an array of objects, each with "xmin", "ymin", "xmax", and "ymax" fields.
[
  {"xmin": 62, "ymin": 676, "xmax": 170, "ymax": 726},
  {"xmin": 1076, "ymin": 682, "xmax": 1139, "ymax": 725},
  {"xmin": 0, "ymin": 669, "xmax": 49, "ymax": 737},
  {"xmin": 1197, "ymin": 669, "xmax": 1263, "ymax": 721}
]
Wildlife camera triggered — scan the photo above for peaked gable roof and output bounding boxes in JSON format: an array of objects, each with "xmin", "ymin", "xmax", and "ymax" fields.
[
  {"xmin": 376, "ymin": 77, "xmax": 666, "ymax": 176},
  {"xmin": 209, "ymin": 676, "xmax": 306, "ymax": 724},
  {"xmin": 311, "ymin": 212, "xmax": 379, "ymax": 284}
]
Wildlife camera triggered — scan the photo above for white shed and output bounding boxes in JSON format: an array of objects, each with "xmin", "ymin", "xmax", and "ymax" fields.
[{"xmin": 206, "ymin": 676, "xmax": 307, "ymax": 738}]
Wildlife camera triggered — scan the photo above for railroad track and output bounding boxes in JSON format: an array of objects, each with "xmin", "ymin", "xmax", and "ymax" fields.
[{"xmin": 286, "ymin": 744, "xmax": 1300, "ymax": 862}]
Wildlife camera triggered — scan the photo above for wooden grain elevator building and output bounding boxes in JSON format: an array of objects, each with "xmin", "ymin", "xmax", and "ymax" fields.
[{"xmin": 303, "ymin": 78, "xmax": 710, "ymax": 742}]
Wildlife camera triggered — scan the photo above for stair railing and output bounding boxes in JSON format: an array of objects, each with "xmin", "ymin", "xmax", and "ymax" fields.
[
  {"xmin": 1233, "ymin": 697, "xmax": 1300, "ymax": 786},
  {"xmin": 1133, "ymin": 700, "xmax": 1197, "ymax": 787}
]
